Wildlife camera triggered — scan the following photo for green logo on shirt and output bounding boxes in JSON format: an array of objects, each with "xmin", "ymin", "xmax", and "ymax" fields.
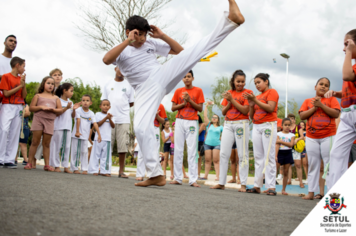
[
  {"xmin": 236, "ymin": 128, "xmax": 243, "ymax": 139},
  {"xmin": 264, "ymin": 129, "xmax": 271, "ymax": 138},
  {"xmin": 122, "ymin": 88, "xmax": 126, "ymax": 92},
  {"xmin": 189, "ymin": 126, "xmax": 196, "ymax": 134},
  {"xmin": 111, "ymin": 88, "xmax": 114, "ymax": 90},
  {"xmin": 156, "ymin": 134, "xmax": 159, "ymax": 141}
]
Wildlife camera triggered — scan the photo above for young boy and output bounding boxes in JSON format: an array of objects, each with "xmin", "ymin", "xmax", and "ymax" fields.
[
  {"xmin": 103, "ymin": 0, "xmax": 244, "ymax": 187},
  {"xmin": 0, "ymin": 57, "xmax": 26, "ymax": 168},
  {"xmin": 88, "ymin": 100, "xmax": 115, "ymax": 176},
  {"xmin": 50, "ymin": 68, "xmax": 63, "ymax": 91},
  {"xmin": 171, "ymin": 70, "xmax": 205, "ymax": 187},
  {"xmin": 71, "ymin": 95, "xmax": 101, "ymax": 174}
]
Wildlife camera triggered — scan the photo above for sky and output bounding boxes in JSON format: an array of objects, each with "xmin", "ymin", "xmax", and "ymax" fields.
[{"xmin": 1, "ymin": 0, "xmax": 355, "ymax": 115}]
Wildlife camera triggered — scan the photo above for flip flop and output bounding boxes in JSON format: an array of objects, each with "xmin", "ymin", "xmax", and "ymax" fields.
[
  {"xmin": 266, "ymin": 190, "xmax": 277, "ymax": 196},
  {"xmin": 314, "ymin": 194, "xmax": 324, "ymax": 199},
  {"xmin": 118, "ymin": 173, "xmax": 129, "ymax": 178},
  {"xmin": 246, "ymin": 188, "xmax": 260, "ymax": 194}
]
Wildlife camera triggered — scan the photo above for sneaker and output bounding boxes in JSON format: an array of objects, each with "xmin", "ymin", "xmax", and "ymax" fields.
[
  {"xmin": 0, "ymin": 163, "xmax": 4, "ymax": 168},
  {"xmin": 4, "ymin": 163, "xmax": 17, "ymax": 169},
  {"xmin": 22, "ymin": 161, "xmax": 28, "ymax": 165},
  {"xmin": 276, "ymin": 174, "xmax": 283, "ymax": 180}
]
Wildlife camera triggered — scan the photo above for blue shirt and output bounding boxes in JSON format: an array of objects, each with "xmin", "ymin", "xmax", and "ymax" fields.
[
  {"xmin": 199, "ymin": 130, "xmax": 206, "ymax": 142},
  {"xmin": 205, "ymin": 124, "xmax": 223, "ymax": 146}
]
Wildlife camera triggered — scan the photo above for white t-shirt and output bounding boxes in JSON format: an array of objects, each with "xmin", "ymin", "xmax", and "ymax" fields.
[
  {"xmin": 113, "ymin": 39, "xmax": 171, "ymax": 88},
  {"xmin": 101, "ymin": 79, "xmax": 134, "ymax": 124},
  {"xmin": 72, "ymin": 107, "xmax": 96, "ymax": 140},
  {"xmin": 94, "ymin": 112, "xmax": 112, "ymax": 142},
  {"xmin": 277, "ymin": 132, "xmax": 295, "ymax": 150},
  {"xmin": 0, "ymin": 54, "xmax": 11, "ymax": 76},
  {"xmin": 54, "ymin": 98, "xmax": 73, "ymax": 131},
  {"xmin": 134, "ymin": 138, "xmax": 140, "ymax": 152}
]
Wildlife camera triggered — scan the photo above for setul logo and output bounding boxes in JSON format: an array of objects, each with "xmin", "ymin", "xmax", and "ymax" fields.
[{"xmin": 324, "ymin": 193, "xmax": 347, "ymax": 215}]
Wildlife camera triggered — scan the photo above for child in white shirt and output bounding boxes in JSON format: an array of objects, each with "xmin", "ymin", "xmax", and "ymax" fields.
[
  {"xmin": 71, "ymin": 95, "xmax": 101, "ymax": 174},
  {"xmin": 276, "ymin": 118, "xmax": 295, "ymax": 196},
  {"xmin": 88, "ymin": 100, "xmax": 115, "ymax": 176}
]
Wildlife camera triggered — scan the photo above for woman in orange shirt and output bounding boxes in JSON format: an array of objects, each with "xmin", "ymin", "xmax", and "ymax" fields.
[
  {"xmin": 243, "ymin": 73, "xmax": 279, "ymax": 196},
  {"xmin": 299, "ymin": 78, "xmax": 340, "ymax": 200}
]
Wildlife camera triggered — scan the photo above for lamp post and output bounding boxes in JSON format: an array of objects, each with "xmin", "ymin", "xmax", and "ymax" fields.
[{"xmin": 280, "ymin": 53, "xmax": 290, "ymax": 118}]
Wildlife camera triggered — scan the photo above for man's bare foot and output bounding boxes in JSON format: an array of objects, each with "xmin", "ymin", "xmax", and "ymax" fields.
[
  {"xmin": 302, "ymin": 193, "xmax": 314, "ymax": 200},
  {"xmin": 102, "ymin": 174, "xmax": 111, "ymax": 177},
  {"xmin": 135, "ymin": 175, "xmax": 166, "ymax": 187},
  {"xmin": 300, "ymin": 183, "xmax": 305, "ymax": 188},
  {"xmin": 215, "ymin": 178, "xmax": 219, "ymax": 181},
  {"xmin": 238, "ymin": 185, "xmax": 247, "ymax": 192},
  {"xmin": 54, "ymin": 167, "xmax": 61, "ymax": 173},
  {"xmin": 262, "ymin": 189, "xmax": 269, "ymax": 193},
  {"xmin": 64, "ymin": 168, "xmax": 72, "ymax": 174},
  {"xmin": 93, "ymin": 173, "xmax": 99, "ymax": 176},
  {"xmin": 228, "ymin": 179, "xmax": 236, "ymax": 183},
  {"xmin": 169, "ymin": 180, "xmax": 182, "ymax": 185},
  {"xmin": 191, "ymin": 182, "xmax": 200, "ymax": 188},
  {"xmin": 136, "ymin": 177, "xmax": 144, "ymax": 181},
  {"xmin": 228, "ymin": 0, "xmax": 245, "ymax": 25},
  {"xmin": 82, "ymin": 171, "xmax": 88, "ymax": 175},
  {"xmin": 73, "ymin": 170, "xmax": 81, "ymax": 174},
  {"xmin": 184, "ymin": 176, "xmax": 189, "ymax": 179},
  {"xmin": 287, "ymin": 181, "xmax": 292, "ymax": 185},
  {"xmin": 282, "ymin": 191, "xmax": 288, "ymax": 196},
  {"xmin": 210, "ymin": 184, "xmax": 225, "ymax": 190}
]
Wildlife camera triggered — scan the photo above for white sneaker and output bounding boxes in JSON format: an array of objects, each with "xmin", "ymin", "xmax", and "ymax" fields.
[{"xmin": 277, "ymin": 174, "xmax": 283, "ymax": 180}]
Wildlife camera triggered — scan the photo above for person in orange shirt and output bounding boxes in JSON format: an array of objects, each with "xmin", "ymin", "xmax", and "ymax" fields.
[
  {"xmin": 299, "ymin": 78, "xmax": 340, "ymax": 200},
  {"xmin": 210, "ymin": 69, "xmax": 252, "ymax": 192},
  {"xmin": 243, "ymin": 73, "xmax": 279, "ymax": 196},
  {"xmin": 170, "ymin": 70, "xmax": 205, "ymax": 187},
  {"xmin": 136, "ymin": 103, "xmax": 167, "ymax": 181},
  {"xmin": 0, "ymin": 57, "xmax": 27, "ymax": 168},
  {"xmin": 325, "ymin": 29, "xmax": 356, "ymax": 190}
]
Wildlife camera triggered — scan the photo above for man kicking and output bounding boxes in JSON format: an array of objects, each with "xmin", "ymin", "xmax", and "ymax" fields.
[{"xmin": 103, "ymin": 0, "xmax": 245, "ymax": 187}]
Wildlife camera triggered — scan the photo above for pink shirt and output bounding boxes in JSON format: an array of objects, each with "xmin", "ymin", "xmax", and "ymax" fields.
[{"xmin": 34, "ymin": 96, "xmax": 57, "ymax": 120}]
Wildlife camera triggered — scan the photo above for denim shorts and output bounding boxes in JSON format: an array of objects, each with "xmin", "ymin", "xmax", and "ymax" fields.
[{"xmin": 204, "ymin": 144, "xmax": 220, "ymax": 150}]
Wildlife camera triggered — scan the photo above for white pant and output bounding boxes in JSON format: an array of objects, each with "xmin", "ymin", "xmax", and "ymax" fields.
[
  {"xmin": 252, "ymin": 122, "xmax": 277, "ymax": 189},
  {"xmin": 134, "ymin": 12, "xmax": 238, "ymax": 179},
  {"xmin": 154, "ymin": 126, "xmax": 161, "ymax": 155},
  {"xmin": 88, "ymin": 141, "xmax": 112, "ymax": 174},
  {"xmin": 0, "ymin": 104, "xmax": 22, "ymax": 164},
  {"xmin": 219, "ymin": 120, "xmax": 249, "ymax": 186},
  {"xmin": 173, "ymin": 119, "xmax": 199, "ymax": 185},
  {"xmin": 306, "ymin": 136, "xmax": 334, "ymax": 193},
  {"xmin": 70, "ymin": 138, "xmax": 89, "ymax": 171},
  {"xmin": 49, "ymin": 130, "xmax": 71, "ymax": 168},
  {"xmin": 328, "ymin": 108, "xmax": 356, "ymax": 190}
]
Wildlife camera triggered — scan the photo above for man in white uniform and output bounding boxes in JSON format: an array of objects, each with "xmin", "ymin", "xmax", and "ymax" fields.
[
  {"xmin": 101, "ymin": 67, "xmax": 134, "ymax": 178},
  {"xmin": 0, "ymin": 35, "xmax": 17, "ymax": 111},
  {"xmin": 103, "ymin": 0, "xmax": 245, "ymax": 187}
]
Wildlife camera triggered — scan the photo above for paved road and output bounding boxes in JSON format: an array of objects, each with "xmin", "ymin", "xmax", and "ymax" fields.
[{"xmin": 0, "ymin": 167, "xmax": 318, "ymax": 236}]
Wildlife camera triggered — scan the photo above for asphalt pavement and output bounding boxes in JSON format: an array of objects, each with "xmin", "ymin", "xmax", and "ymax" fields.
[{"xmin": 0, "ymin": 167, "xmax": 319, "ymax": 236}]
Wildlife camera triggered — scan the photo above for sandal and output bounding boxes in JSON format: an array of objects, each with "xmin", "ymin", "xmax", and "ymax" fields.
[
  {"xmin": 246, "ymin": 188, "xmax": 260, "ymax": 194},
  {"xmin": 198, "ymin": 177, "xmax": 207, "ymax": 180},
  {"xmin": 314, "ymin": 194, "xmax": 324, "ymax": 199},
  {"xmin": 118, "ymin": 173, "xmax": 129, "ymax": 178},
  {"xmin": 44, "ymin": 165, "xmax": 54, "ymax": 172},
  {"xmin": 24, "ymin": 163, "xmax": 32, "ymax": 170},
  {"xmin": 266, "ymin": 190, "xmax": 277, "ymax": 196}
]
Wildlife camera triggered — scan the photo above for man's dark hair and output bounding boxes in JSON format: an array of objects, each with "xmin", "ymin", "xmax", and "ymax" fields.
[
  {"xmin": 126, "ymin": 15, "xmax": 151, "ymax": 32},
  {"xmin": 5, "ymin": 35, "xmax": 16, "ymax": 42},
  {"xmin": 10, "ymin": 56, "xmax": 25, "ymax": 68},
  {"xmin": 188, "ymin": 70, "xmax": 194, "ymax": 77}
]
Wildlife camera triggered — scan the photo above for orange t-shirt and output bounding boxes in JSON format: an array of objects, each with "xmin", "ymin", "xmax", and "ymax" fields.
[
  {"xmin": 277, "ymin": 118, "xmax": 283, "ymax": 128},
  {"xmin": 299, "ymin": 97, "xmax": 340, "ymax": 139},
  {"xmin": 154, "ymin": 104, "xmax": 167, "ymax": 127},
  {"xmin": 172, "ymin": 87, "xmax": 205, "ymax": 120},
  {"xmin": 253, "ymin": 89, "xmax": 279, "ymax": 124},
  {"xmin": 221, "ymin": 89, "xmax": 252, "ymax": 121},
  {"xmin": 341, "ymin": 64, "xmax": 356, "ymax": 108},
  {"xmin": 353, "ymin": 140, "xmax": 356, "ymax": 144},
  {"xmin": 0, "ymin": 73, "xmax": 24, "ymax": 105}
]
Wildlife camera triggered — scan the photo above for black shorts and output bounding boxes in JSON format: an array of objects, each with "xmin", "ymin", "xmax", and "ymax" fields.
[
  {"xmin": 198, "ymin": 141, "xmax": 204, "ymax": 151},
  {"xmin": 278, "ymin": 149, "xmax": 294, "ymax": 166},
  {"xmin": 19, "ymin": 128, "xmax": 30, "ymax": 144},
  {"xmin": 164, "ymin": 143, "xmax": 171, "ymax": 153}
]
